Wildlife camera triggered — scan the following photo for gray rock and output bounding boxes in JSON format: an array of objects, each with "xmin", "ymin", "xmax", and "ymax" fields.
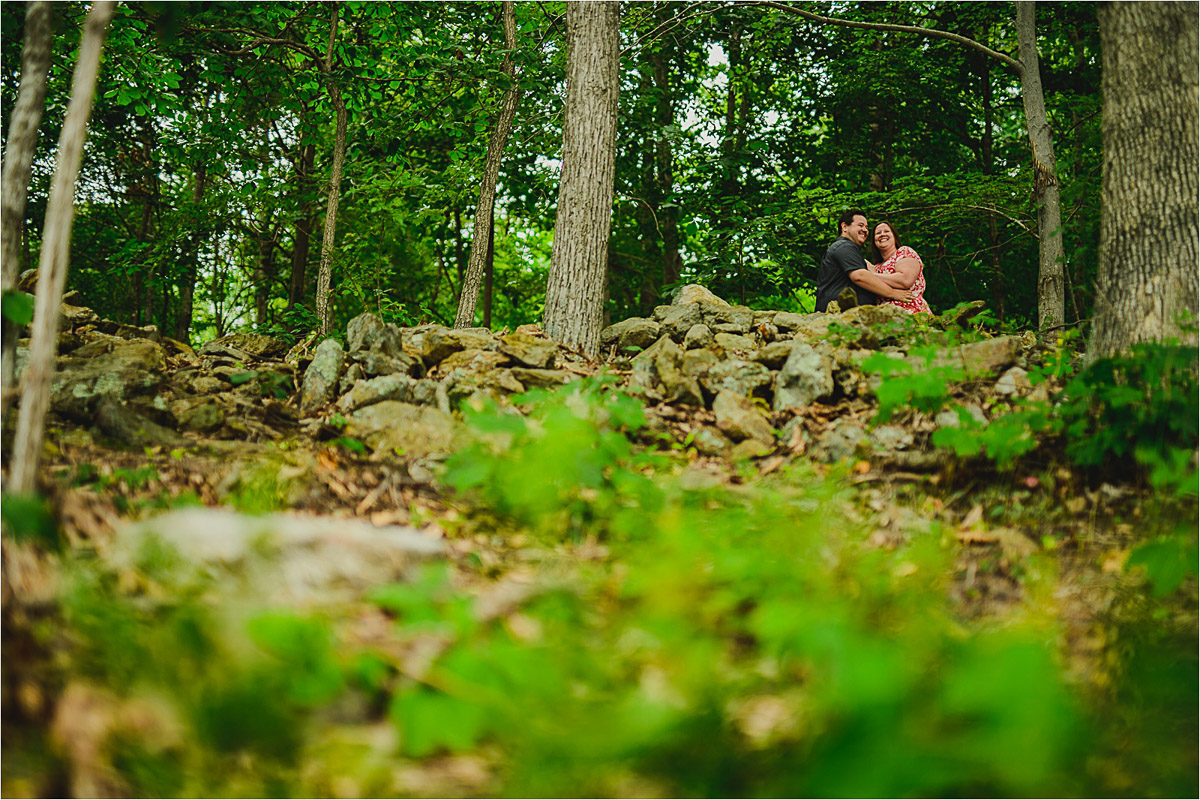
[
  {"xmin": 299, "ymin": 338, "xmax": 344, "ymax": 413},
  {"xmin": 338, "ymin": 373, "xmax": 417, "ymax": 413},
  {"xmin": 995, "ymin": 366, "xmax": 1031, "ymax": 395},
  {"xmin": 937, "ymin": 300, "xmax": 987, "ymax": 329},
  {"xmin": 510, "ymin": 368, "xmax": 575, "ymax": 389},
  {"xmin": 600, "ymin": 317, "xmax": 662, "ymax": 352},
  {"xmin": 683, "ymin": 323, "xmax": 714, "ymax": 350},
  {"xmin": 713, "ymin": 332, "xmax": 757, "ymax": 353},
  {"xmin": 752, "ymin": 341, "xmax": 794, "ymax": 369},
  {"xmin": 439, "ymin": 349, "xmax": 510, "ymax": 374},
  {"xmin": 201, "ymin": 333, "xmax": 289, "ymax": 361},
  {"xmin": 813, "ymin": 420, "xmax": 867, "ymax": 463},
  {"xmin": 411, "ymin": 378, "xmax": 440, "ymax": 407},
  {"xmin": 339, "ymin": 362, "xmax": 365, "ymax": 395},
  {"xmin": 499, "ymin": 331, "xmax": 558, "ymax": 369},
  {"xmin": 753, "ymin": 310, "xmax": 777, "ymax": 328},
  {"xmin": 673, "ymin": 284, "xmax": 728, "ymax": 306},
  {"xmin": 345, "ymin": 401, "xmax": 456, "ymax": 458},
  {"xmin": 691, "ymin": 425, "xmax": 733, "ymax": 456},
  {"xmin": 356, "ymin": 350, "xmax": 420, "ymax": 378},
  {"xmin": 713, "ymin": 390, "xmax": 774, "ymax": 443},
  {"xmin": 789, "ymin": 314, "xmax": 835, "ymax": 341},
  {"xmin": 702, "ymin": 358, "xmax": 772, "ymax": 399},
  {"xmin": 50, "ymin": 339, "xmax": 165, "ymax": 420},
  {"xmin": 171, "ymin": 397, "xmax": 224, "ymax": 432},
  {"xmin": 347, "ymin": 312, "xmax": 403, "ymax": 357},
  {"xmin": 775, "ymin": 342, "xmax": 834, "ymax": 410},
  {"xmin": 681, "ymin": 349, "xmax": 719, "ymax": 389},
  {"xmin": 871, "ymin": 424, "xmax": 915, "ymax": 452},
  {"xmin": 96, "ymin": 398, "xmax": 187, "ymax": 448},
  {"xmin": 731, "ymin": 438, "xmax": 774, "ymax": 460},
  {"xmin": 404, "ymin": 325, "xmax": 495, "ymax": 366},
  {"xmin": 630, "ymin": 336, "xmax": 704, "ymax": 406},
  {"xmin": 111, "ymin": 507, "xmax": 445, "ymax": 607},
  {"xmin": 772, "ymin": 312, "xmax": 806, "ymax": 333},
  {"xmin": 934, "ymin": 404, "xmax": 988, "ymax": 428},
  {"xmin": 191, "ymin": 376, "xmax": 224, "ymax": 395},
  {"xmin": 443, "ymin": 367, "xmax": 525, "ymax": 407},
  {"xmin": 702, "ymin": 304, "xmax": 755, "ymax": 334},
  {"xmin": 654, "ymin": 303, "xmax": 703, "ymax": 341},
  {"xmin": 914, "ymin": 335, "xmax": 1021, "ymax": 378}
]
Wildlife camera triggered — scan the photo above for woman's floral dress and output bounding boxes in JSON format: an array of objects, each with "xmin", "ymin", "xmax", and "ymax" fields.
[{"xmin": 876, "ymin": 245, "xmax": 931, "ymax": 314}]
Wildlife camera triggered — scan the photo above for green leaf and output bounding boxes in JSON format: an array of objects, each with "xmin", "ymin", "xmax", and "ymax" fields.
[
  {"xmin": 1, "ymin": 290, "xmax": 36, "ymax": 326},
  {"xmin": 390, "ymin": 686, "xmax": 488, "ymax": 757},
  {"xmin": 1127, "ymin": 536, "xmax": 1198, "ymax": 596}
]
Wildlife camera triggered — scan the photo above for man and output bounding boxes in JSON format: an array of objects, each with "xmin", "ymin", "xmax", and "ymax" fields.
[{"xmin": 815, "ymin": 209, "xmax": 912, "ymax": 312}]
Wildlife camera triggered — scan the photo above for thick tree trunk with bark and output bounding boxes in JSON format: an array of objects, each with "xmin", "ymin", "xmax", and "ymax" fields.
[
  {"xmin": 1, "ymin": 1, "xmax": 54, "ymax": 423},
  {"xmin": 1015, "ymin": 2, "xmax": 1066, "ymax": 330},
  {"xmin": 1087, "ymin": 2, "xmax": 1199, "ymax": 359},
  {"xmin": 543, "ymin": 1, "xmax": 620, "ymax": 357},
  {"xmin": 9, "ymin": 1, "xmax": 115, "ymax": 493},
  {"xmin": 456, "ymin": 1, "xmax": 522, "ymax": 328}
]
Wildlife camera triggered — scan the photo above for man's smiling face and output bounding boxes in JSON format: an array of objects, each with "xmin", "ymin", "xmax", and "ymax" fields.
[{"xmin": 842, "ymin": 214, "xmax": 869, "ymax": 245}]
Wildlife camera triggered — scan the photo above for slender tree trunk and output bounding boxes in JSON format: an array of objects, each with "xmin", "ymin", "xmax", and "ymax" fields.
[
  {"xmin": 1, "ymin": 1, "xmax": 53, "ymax": 424},
  {"xmin": 288, "ymin": 142, "xmax": 315, "ymax": 311},
  {"xmin": 1087, "ymin": 2, "xmax": 1199, "ymax": 359},
  {"xmin": 175, "ymin": 162, "xmax": 206, "ymax": 343},
  {"xmin": 10, "ymin": 1, "xmax": 115, "ymax": 494},
  {"xmin": 315, "ymin": 7, "xmax": 347, "ymax": 337},
  {"xmin": 1015, "ymin": 2, "xmax": 1065, "ymax": 330},
  {"xmin": 649, "ymin": 41, "xmax": 682, "ymax": 289},
  {"xmin": 456, "ymin": 0, "xmax": 522, "ymax": 328},
  {"xmin": 543, "ymin": 1, "xmax": 620, "ymax": 357}
]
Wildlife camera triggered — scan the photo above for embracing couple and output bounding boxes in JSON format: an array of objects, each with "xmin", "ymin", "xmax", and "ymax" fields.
[{"xmin": 815, "ymin": 209, "xmax": 931, "ymax": 315}]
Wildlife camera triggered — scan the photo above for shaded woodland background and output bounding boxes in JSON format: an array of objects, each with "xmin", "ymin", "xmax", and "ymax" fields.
[{"xmin": 0, "ymin": 1, "xmax": 1102, "ymax": 344}]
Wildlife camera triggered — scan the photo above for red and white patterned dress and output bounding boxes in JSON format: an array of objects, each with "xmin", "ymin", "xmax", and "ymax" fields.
[{"xmin": 875, "ymin": 245, "xmax": 931, "ymax": 314}]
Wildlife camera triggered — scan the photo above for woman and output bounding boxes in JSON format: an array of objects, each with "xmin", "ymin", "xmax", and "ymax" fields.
[{"xmin": 868, "ymin": 221, "xmax": 932, "ymax": 314}]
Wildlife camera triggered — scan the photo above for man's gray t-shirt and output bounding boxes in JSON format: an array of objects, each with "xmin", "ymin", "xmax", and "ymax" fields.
[{"xmin": 815, "ymin": 236, "xmax": 877, "ymax": 312}]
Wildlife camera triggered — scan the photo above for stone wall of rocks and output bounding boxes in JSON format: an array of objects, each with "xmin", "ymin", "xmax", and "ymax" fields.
[{"xmin": 19, "ymin": 284, "xmax": 1036, "ymax": 466}]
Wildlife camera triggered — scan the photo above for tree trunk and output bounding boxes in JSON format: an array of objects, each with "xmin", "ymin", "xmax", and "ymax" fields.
[
  {"xmin": 543, "ymin": 1, "xmax": 620, "ymax": 357},
  {"xmin": 456, "ymin": 0, "xmax": 522, "ymax": 328},
  {"xmin": 649, "ymin": 41, "xmax": 682, "ymax": 290},
  {"xmin": 1015, "ymin": 2, "xmax": 1066, "ymax": 330},
  {"xmin": 9, "ymin": 1, "xmax": 115, "ymax": 494},
  {"xmin": 483, "ymin": 215, "xmax": 495, "ymax": 329},
  {"xmin": 1, "ymin": 1, "xmax": 53, "ymax": 424},
  {"xmin": 288, "ymin": 142, "xmax": 315, "ymax": 311},
  {"xmin": 1087, "ymin": 2, "xmax": 1199, "ymax": 359},
  {"xmin": 315, "ymin": 7, "xmax": 347, "ymax": 337},
  {"xmin": 175, "ymin": 162, "xmax": 206, "ymax": 343}
]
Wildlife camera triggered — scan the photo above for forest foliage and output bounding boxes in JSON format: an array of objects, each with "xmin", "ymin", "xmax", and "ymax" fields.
[{"xmin": 1, "ymin": 1, "xmax": 1102, "ymax": 340}]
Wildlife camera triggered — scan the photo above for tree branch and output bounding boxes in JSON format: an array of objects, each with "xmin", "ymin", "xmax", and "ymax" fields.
[{"xmin": 739, "ymin": 1, "xmax": 1023, "ymax": 73}]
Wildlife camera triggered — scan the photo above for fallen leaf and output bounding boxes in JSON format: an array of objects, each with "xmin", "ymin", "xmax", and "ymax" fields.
[
  {"xmin": 959, "ymin": 504, "xmax": 984, "ymax": 530},
  {"xmin": 853, "ymin": 460, "xmax": 871, "ymax": 475}
]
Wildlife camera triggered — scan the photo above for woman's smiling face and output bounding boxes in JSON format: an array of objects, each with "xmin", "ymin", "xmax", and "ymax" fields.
[{"xmin": 873, "ymin": 223, "xmax": 896, "ymax": 251}]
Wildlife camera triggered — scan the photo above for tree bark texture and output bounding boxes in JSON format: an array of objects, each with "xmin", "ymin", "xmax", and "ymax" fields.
[
  {"xmin": 1015, "ymin": 2, "xmax": 1066, "ymax": 330},
  {"xmin": 543, "ymin": 1, "xmax": 620, "ymax": 358},
  {"xmin": 175, "ymin": 162, "xmax": 207, "ymax": 343},
  {"xmin": 315, "ymin": 8, "xmax": 347, "ymax": 337},
  {"xmin": 1, "ymin": 1, "xmax": 54, "ymax": 423},
  {"xmin": 10, "ymin": 1, "xmax": 115, "ymax": 493},
  {"xmin": 649, "ymin": 42, "xmax": 682, "ymax": 290},
  {"xmin": 1087, "ymin": 1, "xmax": 1199, "ymax": 359},
  {"xmin": 456, "ymin": 0, "xmax": 522, "ymax": 328},
  {"xmin": 288, "ymin": 142, "xmax": 315, "ymax": 311}
]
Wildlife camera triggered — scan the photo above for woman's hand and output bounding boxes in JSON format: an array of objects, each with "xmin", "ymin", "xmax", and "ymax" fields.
[{"xmin": 891, "ymin": 288, "xmax": 914, "ymax": 303}]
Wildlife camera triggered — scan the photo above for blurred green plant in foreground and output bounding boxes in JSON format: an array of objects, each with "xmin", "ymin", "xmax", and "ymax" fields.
[{"xmin": 3, "ymin": 379, "xmax": 1196, "ymax": 798}]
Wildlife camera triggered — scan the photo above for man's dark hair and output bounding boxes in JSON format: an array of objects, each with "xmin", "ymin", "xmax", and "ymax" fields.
[
  {"xmin": 837, "ymin": 208, "xmax": 867, "ymax": 232},
  {"xmin": 868, "ymin": 219, "xmax": 902, "ymax": 263}
]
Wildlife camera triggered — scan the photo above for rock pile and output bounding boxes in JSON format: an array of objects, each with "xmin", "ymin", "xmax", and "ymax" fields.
[{"xmin": 20, "ymin": 283, "xmax": 1035, "ymax": 466}]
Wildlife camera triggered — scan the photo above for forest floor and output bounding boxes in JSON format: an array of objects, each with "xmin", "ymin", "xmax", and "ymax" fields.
[{"xmin": 2, "ymin": 301, "xmax": 1197, "ymax": 798}]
